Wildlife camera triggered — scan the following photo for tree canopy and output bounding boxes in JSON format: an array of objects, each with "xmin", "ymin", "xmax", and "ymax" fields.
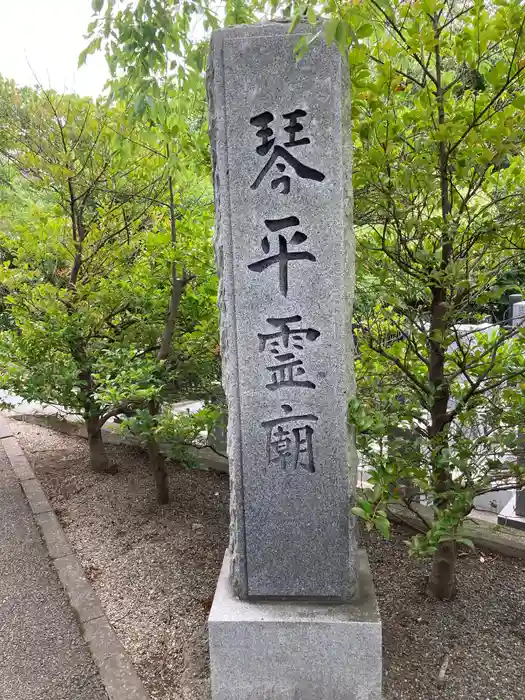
[{"xmin": 0, "ymin": 75, "xmax": 219, "ymax": 484}]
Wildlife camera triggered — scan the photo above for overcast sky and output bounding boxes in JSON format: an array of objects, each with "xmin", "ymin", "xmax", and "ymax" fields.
[{"xmin": 0, "ymin": 0, "xmax": 109, "ymax": 97}]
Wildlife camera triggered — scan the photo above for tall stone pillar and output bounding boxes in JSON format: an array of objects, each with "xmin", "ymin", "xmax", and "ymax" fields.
[{"xmin": 207, "ymin": 21, "xmax": 382, "ymax": 700}]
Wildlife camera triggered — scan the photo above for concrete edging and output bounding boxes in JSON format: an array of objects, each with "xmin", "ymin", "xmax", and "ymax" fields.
[
  {"xmin": 387, "ymin": 502, "xmax": 525, "ymax": 560},
  {"xmin": 10, "ymin": 411, "xmax": 229, "ymax": 474},
  {"xmin": 0, "ymin": 416, "xmax": 150, "ymax": 700}
]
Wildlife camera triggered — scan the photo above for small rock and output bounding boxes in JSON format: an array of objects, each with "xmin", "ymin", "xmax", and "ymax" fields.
[{"xmin": 192, "ymin": 523, "xmax": 204, "ymax": 531}]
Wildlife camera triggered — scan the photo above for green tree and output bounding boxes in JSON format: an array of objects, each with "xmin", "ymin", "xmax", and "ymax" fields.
[
  {"xmin": 0, "ymin": 79, "xmax": 164, "ymax": 471},
  {"xmin": 84, "ymin": 0, "xmax": 222, "ymax": 502},
  {"xmin": 0, "ymin": 78, "xmax": 216, "ymax": 476},
  {"xmin": 280, "ymin": 0, "xmax": 525, "ymax": 599}
]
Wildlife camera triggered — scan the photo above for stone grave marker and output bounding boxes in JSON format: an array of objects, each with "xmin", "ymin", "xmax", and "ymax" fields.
[
  {"xmin": 512, "ymin": 299, "xmax": 525, "ymax": 329},
  {"xmin": 512, "ymin": 300, "xmax": 525, "ymax": 517},
  {"xmin": 509, "ymin": 293, "xmax": 523, "ymax": 326}
]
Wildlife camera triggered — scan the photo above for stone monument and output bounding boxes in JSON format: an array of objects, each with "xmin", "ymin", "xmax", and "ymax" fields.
[
  {"xmin": 498, "ymin": 297, "xmax": 525, "ymax": 528},
  {"xmin": 509, "ymin": 294, "xmax": 523, "ymax": 326},
  {"xmin": 513, "ymin": 300, "xmax": 525, "ymax": 518},
  {"xmin": 207, "ymin": 21, "xmax": 382, "ymax": 699},
  {"xmin": 512, "ymin": 299, "xmax": 525, "ymax": 330}
]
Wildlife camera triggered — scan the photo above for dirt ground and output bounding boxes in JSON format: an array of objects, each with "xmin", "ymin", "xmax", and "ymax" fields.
[{"xmin": 13, "ymin": 420, "xmax": 525, "ymax": 700}]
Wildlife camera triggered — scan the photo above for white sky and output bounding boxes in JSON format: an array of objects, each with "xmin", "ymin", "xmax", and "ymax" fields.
[{"xmin": 0, "ymin": 0, "xmax": 109, "ymax": 97}]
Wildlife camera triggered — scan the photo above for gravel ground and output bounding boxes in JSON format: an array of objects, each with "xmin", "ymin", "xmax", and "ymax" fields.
[
  {"xmin": 12, "ymin": 420, "xmax": 227, "ymax": 700},
  {"xmin": 12, "ymin": 420, "xmax": 525, "ymax": 700},
  {"xmin": 363, "ymin": 528, "xmax": 525, "ymax": 700}
]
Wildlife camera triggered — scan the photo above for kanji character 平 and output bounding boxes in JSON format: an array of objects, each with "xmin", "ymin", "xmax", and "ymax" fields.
[{"xmin": 248, "ymin": 216, "xmax": 316, "ymax": 297}]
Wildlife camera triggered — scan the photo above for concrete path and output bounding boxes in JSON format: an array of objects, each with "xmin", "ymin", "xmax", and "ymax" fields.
[{"xmin": 0, "ymin": 443, "xmax": 108, "ymax": 700}]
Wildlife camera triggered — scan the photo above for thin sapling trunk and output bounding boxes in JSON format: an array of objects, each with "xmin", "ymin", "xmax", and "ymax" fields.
[
  {"xmin": 85, "ymin": 416, "xmax": 112, "ymax": 474},
  {"xmin": 427, "ymin": 541, "xmax": 457, "ymax": 601},
  {"xmin": 147, "ymin": 401, "xmax": 169, "ymax": 505},
  {"xmin": 147, "ymin": 168, "xmax": 193, "ymax": 505}
]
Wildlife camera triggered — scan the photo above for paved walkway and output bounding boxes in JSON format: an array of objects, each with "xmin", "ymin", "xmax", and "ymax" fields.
[{"xmin": 0, "ymin": 443, "xmax": 107, "ymax": 700}]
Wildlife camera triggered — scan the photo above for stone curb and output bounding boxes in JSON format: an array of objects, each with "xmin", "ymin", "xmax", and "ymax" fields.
[
  {"xmin": 11, "ymin": 411, "xmax": 229, "ymax": 474},
  {"xmin": 387, "ymin": 501, "xmax": 525, "ymax": 560},
  {"xmin": 0, "ymin": 416, "xmax": 150, "ymax": 700}
]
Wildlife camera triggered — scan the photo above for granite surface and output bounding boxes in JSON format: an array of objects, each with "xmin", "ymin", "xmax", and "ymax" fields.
[
  {"xmin": 209, "ymin": 550, "xmax": 382, "ymax": 700},
  {"xmin": 208, "ymin": 21, "xmax": 356, "ymax": 600}
]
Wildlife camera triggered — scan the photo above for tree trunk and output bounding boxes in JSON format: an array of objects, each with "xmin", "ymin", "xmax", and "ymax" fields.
[
  {"xmin": 148, "ymin": 434, "xmax": 169, "ymax": 505},
  {"xmin": 85, "ymin": 417, "xmax": 111, "ymax": 473},
  {"xmin": 427, "ymin": 284, "xmax": 456, "ymax": 599},
  {"xmin": 427, "ymin": 541, "xmax": 457, "ymax": 600},
  {"xmin": 426, "ymin": 23, "xmax": 456, "ymax": 601},
  {"xmin": 145, "ymin": 170, "xmax": 179, "ymax": 506}
]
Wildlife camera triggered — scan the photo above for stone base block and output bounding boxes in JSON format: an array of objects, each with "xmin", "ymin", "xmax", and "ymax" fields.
[{"xmin": 208, "ymin": 550, "xmax": 382, "ymax": 700}]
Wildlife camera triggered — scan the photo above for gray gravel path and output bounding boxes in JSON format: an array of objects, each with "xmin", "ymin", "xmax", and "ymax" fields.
[{"xmin": 0, "ymin": 443, "xmax": 108, "ymax": 700}]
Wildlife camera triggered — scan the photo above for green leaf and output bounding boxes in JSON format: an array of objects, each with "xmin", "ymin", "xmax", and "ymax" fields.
[
  {"xmin": 306, "ymin": 7, "xmax": 317, "ymax": 26},
  {"xmin": 294, "ymin": 32, "xmax": 320, "ymax": 60},
  {"xmin": 335, "ymin": 19, "xmax": 348, "ymax": 49},
  {"xmin": 351, "ymin": 506, "xmax": 369, "ymax": 519},
  {"xmin": 92, "ymin": 0, "xmax": 104, "ymax": 12},
  {"xmin": 375, "ymin": 516, "xmax": 391, "ymax": 539},
  {"xmin": 78, "ymin": 38, "xmax": 99, "ymax": 67},
  {"xmin": 356, "ymin": 23, "xmax": 374, "ymax": 39},
  {"xmin": 325, "ymin": 17, "xmax": 340, "ymax": 46},
  {"xmin": 289, "ymin": 9, "xmax": 305, "ymax": 33},
  {"xmin": 360, "ymin": 499, "xmax": 374, "ymax": 514}
]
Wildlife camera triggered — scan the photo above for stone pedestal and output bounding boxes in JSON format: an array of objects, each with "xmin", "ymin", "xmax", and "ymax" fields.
[{"xmin": 209, "ymin": 551, "xmax": 382, "ymax": 700}]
